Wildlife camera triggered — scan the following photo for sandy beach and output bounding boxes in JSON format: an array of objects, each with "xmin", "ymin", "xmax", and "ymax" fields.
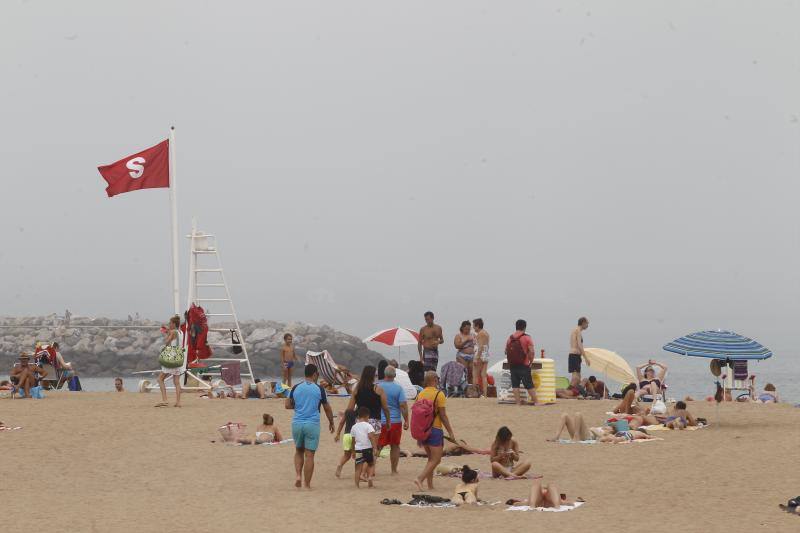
[{"xmin": 2, "ymin": 391, "xmax": 798, "ymax": 533}]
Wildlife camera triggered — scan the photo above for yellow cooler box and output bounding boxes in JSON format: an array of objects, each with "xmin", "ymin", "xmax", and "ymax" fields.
[{"xmin": 532, "ymin": 358, "xmax": 556, "ymax": 403}]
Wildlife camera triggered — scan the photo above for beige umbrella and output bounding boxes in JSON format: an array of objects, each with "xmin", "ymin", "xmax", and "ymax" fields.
[{"xmin": 583, "ymin": 348, "xmax": 635, "ymax": 385}]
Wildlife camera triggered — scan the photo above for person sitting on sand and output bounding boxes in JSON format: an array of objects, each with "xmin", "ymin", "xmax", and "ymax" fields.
[
  {"xmin": 254, "ymin": 413, "xmax": 283, "ymax": 444},
  {"xmin": 662, "ymin": 400, "xmax": 697, "ymax": 429},
  {"xmin": 756, "ymin": 383, "xmax": 780, "ymax": 403},
  {"xmin": 10, "ymin": 353, "xmax": 44, "ymax": 398},
  {"xmin": 636, "ymin": 360, "xmax": 667, "ymax": 399},
  {"xmin": 489, "ymin": 426, "xmax": 531, "ymax": 478},
  {"xmin": 452, "ymin": 465, "xmax": 480, "ymax": 505},
  {"xmin": 584, "ymin": 376, "xmax": 607, "ymax": 398},
  {"xmin": 613, "ymin": 384, "xmax": 643, "ymax": 414},
  {"xmin": 507, "ymin": 478, "xmax": 582, "ymax": 508}
]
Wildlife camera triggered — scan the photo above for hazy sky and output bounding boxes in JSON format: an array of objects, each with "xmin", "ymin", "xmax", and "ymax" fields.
[{"xmin": 2, "ymin": 1, "xmax": 798, "ymax": 361}]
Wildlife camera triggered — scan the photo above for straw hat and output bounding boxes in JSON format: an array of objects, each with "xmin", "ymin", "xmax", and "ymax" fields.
[{"xmin": 709, "ymin": 359, "xmax": 722, "ymax": 377}]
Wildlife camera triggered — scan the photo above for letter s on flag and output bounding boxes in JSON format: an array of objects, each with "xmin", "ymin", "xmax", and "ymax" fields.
[
  {"xmin": 97, "ymin": 139, "xmax": 169, "ymax": 197},
  {"xmin": 126, "ymin": 157, "xmax": 146, "ymax": 179}
]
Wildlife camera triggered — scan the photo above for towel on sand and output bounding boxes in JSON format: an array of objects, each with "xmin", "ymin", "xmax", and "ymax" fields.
[
  {"xmin": 261, "ymin": 438, "xmax": 293, "ymax": 446},
  {"xmin": 439, "ymin": 469, "xmax": 541, "ymax": 480},
  {"xmin": 642, "ymin": 424, "xmax": 706, "ymax": 431},
  {"xmin": 507, "ymin": 501, "xmax": 585, "ymax": 512},
  {"xmin": 555, "ymin": 439, "xmax": 596, "ymax": 444}
]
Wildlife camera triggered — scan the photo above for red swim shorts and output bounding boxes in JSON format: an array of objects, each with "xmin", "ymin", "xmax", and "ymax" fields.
[{"xmin": 378, "ymin": 422, "xmax": 403, "ymax": 447}]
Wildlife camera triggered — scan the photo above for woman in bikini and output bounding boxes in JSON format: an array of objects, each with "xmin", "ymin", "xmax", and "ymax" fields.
[
  {"xmin": 507, "ymin": 478, "xmax": 582, "ymax": 508},
  {"xmin": 489, "ymin": 426, "xmax": 531, "ymax": 478},
  {"xmin": 254, "ymin": 413, "xmax": 283, "ymax": 444},
  {"xmin": 472, "ymin": 318, "xmax": 490, "ymax": 397},
  {"xmin": 636, "ymin": 360, "xmax": 667, "ymax": 399},
  {"xmin": 454, "ymin": 321, "xmax": 476, "ymax": 384},
  {"xmin": 452, "ymin": 465, "xmax": 480, "ymax": 505}
]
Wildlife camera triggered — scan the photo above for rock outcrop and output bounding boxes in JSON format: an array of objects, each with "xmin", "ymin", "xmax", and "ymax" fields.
[{"xmin": 0, "ymin": 314, "xmax": 384, "ymax": 377}]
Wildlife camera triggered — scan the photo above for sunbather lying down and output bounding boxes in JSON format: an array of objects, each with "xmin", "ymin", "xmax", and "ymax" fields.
[
  {"xmin": 411, "ymin": 438, "xmax": 490, "ymax": 457},
  {"xmin": 506, "ymin": 478, "xmax": 582, "ymax": 508},
  {"xmin": 548, "ymin": 413, "xmax": 656, "ymax": 443}
]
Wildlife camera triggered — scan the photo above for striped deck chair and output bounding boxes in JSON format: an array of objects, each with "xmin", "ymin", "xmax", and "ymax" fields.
[
  {"xmin": 305, "ymin": 351, "xmax": 354, "ymax": 392},
  {"xmin": 723, "ymin": 360, "xmax": 754, "ymax": 401}
]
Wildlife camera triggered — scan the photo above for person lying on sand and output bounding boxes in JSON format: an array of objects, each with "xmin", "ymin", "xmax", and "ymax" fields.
[
  {"xmin": 506, "ymin": 478, "xmax": 583, "ymax": 508},
  {"xmin": 595, "ymin": 427, "xmax": 655, "ymax": 443},
  {"xmin": 452, "ymin": 465, "xmax": 480, "ymax": 505},
  {"xmin": 490, "ymin": 426, "xmax": 531, "ymax": 478},
  {"xmin": 411, "ymin": 438, "xmax": 489, "ymax": 458},
  {"xmin": 241, "ymin": 380, "xmax": 273, "ymax": 400},
  {"xmin": 549, "ymin": 412, "xmax": 594, "ymax": 442}
]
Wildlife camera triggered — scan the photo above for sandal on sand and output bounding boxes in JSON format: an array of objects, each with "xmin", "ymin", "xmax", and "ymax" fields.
[{"xmin": 154, "ymin": 402, "xmax": 168, "ymax": 407}]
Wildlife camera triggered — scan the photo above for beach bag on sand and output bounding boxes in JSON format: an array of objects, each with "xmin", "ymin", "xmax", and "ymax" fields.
[
  {"xmin": 506, "ymin": 334, "xmax": 528, "ymax": 366},
  {"xmin": 67, "ymin": 376, "xmax": 82, "ymax": 391},
  {"xmin": 650, "ymin": 397, "xmax": 667, "ymax": 415},
  {"xmin": 159, "ymin": 345, "xmax": 185, "ymax": 368},
  {"xmin": 410, "ymin": 391, "xmax": 440, "ymax": 442}
]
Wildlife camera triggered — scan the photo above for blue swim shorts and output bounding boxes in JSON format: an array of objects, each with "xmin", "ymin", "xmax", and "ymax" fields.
[
  {"xmin": 292, "ymin": 422, "xmax": 321, "ymax": 451},
  {"xmin": 422, "ymin": 427, "xmax": 444, "ymax": 447}
]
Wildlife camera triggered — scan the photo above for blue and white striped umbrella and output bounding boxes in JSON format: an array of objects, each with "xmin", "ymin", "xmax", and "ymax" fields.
[{"xmin": 663, "ymin": 330, "xmax": 772, "ymax": 360}]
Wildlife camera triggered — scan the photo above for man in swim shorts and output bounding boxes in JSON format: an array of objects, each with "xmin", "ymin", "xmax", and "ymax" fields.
[
  {"xmin": 286, "ymin": 364, "xmax": 335, "ymax": 489},
  {"xmin": 568, "ymin": 317, "xmax": 589, "ymax": 388},
  {"xmin": 418, "ymin": 311, "xmax": 444, "ymax": 372}
]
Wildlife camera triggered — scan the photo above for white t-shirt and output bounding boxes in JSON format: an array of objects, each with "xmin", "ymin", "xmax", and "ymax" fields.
[
  {"xmin": 394, "ymin": 368, "xmax": 418, "ymax": 400},
  {"xmin": 350, "ymin": 420, "xmax": 375, "ymax": 451}
]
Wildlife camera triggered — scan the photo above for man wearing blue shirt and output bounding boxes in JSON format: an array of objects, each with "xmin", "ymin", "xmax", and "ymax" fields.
[
  {"xmin": 376, "ymin": 365, "xmax": 409, "ymax": 474},
  {"xmin": 285, "ymin": 363, "xmax": 334, "ymax": 489}
]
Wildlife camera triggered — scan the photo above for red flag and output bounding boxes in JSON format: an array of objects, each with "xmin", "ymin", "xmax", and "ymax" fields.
[{"xmin": 98, "ymin": 139, "xmax": 170, "ymax": 197}]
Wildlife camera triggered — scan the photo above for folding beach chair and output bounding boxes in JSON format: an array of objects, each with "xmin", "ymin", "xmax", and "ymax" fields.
[
  {"xmin": 637, "ymin": 371, "xmax": 668, "ymax": 403},
  {"xmin": 305, "ymin": 351, "xmax": 354, "ymax": 392},
  {"xmin": 722, "ymin": 360, "xmax": 754, "ymax": 401}
]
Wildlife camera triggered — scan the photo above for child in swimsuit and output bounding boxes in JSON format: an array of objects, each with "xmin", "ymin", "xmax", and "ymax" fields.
[
  {"xmin": 452, "ymin": 465, "xmax": 479, "ymax": 505},
  {"xmin": 334, "ymin": 409, "xmax": 357, "ymax": 477}
]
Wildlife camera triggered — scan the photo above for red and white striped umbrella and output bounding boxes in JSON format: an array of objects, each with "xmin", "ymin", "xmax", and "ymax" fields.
[{"xmin": 363, "ymin": 327, "xmax": 419, "ymax": 347}]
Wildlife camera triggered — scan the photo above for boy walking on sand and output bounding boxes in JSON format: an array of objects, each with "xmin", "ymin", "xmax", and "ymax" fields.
[{"xmin": 351, "ymin": 406, "xmax": 378, "ymax": 488}]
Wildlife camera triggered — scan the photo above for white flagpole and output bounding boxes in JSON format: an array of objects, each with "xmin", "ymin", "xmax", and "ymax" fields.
[{"xmin": 169, "ymin": 126, "xmax": 181, "ymax": 315}]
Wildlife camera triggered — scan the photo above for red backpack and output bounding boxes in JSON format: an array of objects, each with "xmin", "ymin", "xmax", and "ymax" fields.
[
  {"xmin": 410, "ymin": 391, "xmax": 441, "ymax": 442},
  {"xmin": 506, "ymin": 333, "xmax": 529, "ymax": 365}
]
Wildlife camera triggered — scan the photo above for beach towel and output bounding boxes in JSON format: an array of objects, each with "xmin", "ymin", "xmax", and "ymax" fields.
[
  {"xmin": 555, "ymin": 439, "xmax": 596, "ymax": 444},
  {"xmin": 0, "ymin": 426, "xmax": 22, "ymax": 431},
  {"xmin": 642, "ymin": 424, "xmax": 706, "ymax": 432},
  {"xmin": 439, "ymin": 470, "xmax": 541, "ymax": 481},
  {"xmin": 507, "ymin": 501, "xmax": 585, "ymax": 512},
  {"xmin": 260, "ymin": 438, "xmax": 293, "ymax": 446},
  {"xmin": 220, "ymin": 361, "xmax": 241, "ymax": 386}
]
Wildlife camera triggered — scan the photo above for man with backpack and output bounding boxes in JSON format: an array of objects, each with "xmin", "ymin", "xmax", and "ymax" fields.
[
  {"xmin": 505, "ymin": 319, "xmax": 538, "ymax": 405},
  {"xmin": 411, "ymin": 371, "xmax": 457, "ymax": 491}
]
